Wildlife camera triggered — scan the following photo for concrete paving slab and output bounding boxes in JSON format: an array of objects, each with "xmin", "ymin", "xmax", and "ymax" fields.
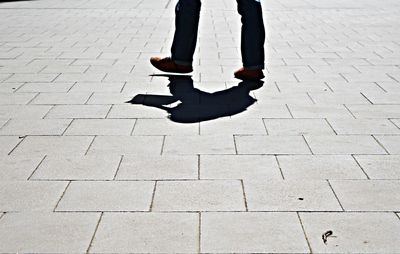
[
  {"xmin": 0, "ymin": 136, "xmax": 21, "ymax": 155},
  {"xmin": 200, "ymin": 154, "xmax": 282, "ymax": 180},
  {"xmin": 90, "ymin": 213, "xmax": 198, "ymax": 253},
  {"xmin": 163, "ymin": 135, "xmax": 236, "ymax": 155},
  {"xmin": 87, "ymin": 136, "xmax": 163, "ymax": 155},
  {"xmin": 0, "ymin": 156, "xmax": 43, "ymax": 181},
  {"xmin": 0, "ymin": 181, "xmax": 67, "ymax": 212},
  {"xmin": 0, "ymin": 119, "xmax": 71, "ymax": 136},
  {"xmin": 201, "ymin": 212, "xmax": 309, "ymax": 253},
  {"xmin": 264, "ymin": 118, "xmax": 335, "ymax": 135},
  {"xmin": 330, "ymin": 180, "xmax": 400, "ymax": 211},
  {"xmin": 152, "ymin": 180, "xmax": 245, "ymax": 212},
  {"xmin": 244, "ymin": 180, "xmax": 342, "ymax": 211},
  {"xmin": 12, "ymin": 136, "xmax": 93, "ymax": 156},
  {"xmin": 56, "ymin": 181, "xmax": 155, "ymax": 212},
  {"xmin": 31, "ymin": 155, "xmax": 121, "ymax": 180},
  {"xmin": 354, "ymin": 155, "xmax": 400, "ymax": 179},
  {"xmin": 236, "ymin": 136, "xmax": 311, "ymax": 155},
  {"xmin": 278, "ymin": 155, "xmax": 367, "ymax": 179},
  {"xmin": 300, "ymin": 212, "xmax": 400, "ymax": 253},
  {"xmin": 0, "ymin": 212, "xmax": 100, "ymax": 253},
  {"xmin": 45, "ymin": 105, "xmax": 111, "ymax": 119},
  {"xmin": 374, "ymin": 135, "xmax": 400, "ymax": 154},
  {"xmin": 116, "ymin": 155, "xmax": 198, "ymax": 180},
  {"xmin": 64, "ymin": 119, "xmax": 136, "ymax": 136},
  {"xmin": 305, "ymin": 135, "xmax": 387, "ymax": 155}
]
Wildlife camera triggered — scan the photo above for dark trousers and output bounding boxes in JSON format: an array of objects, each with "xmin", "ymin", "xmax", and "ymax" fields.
[{"xmin": 171, "ymin": 0, "xmax": 265, "ymax": 69}]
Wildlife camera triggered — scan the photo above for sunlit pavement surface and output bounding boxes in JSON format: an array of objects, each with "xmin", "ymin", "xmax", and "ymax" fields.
[{"xmin": 0, "ymin": 0, "xmax": 400, "ymax": 252}]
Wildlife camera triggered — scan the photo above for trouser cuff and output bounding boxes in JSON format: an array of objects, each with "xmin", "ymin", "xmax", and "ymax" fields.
[
  {"xmin": 244, "ymin": 64, "xmax": 264, "ymax": 70},
  {"xmin": 171, "ymin": 57, "xmax": 193, "ymax": 66}
]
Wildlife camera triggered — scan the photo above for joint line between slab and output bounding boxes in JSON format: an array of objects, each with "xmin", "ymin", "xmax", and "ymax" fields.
[
  {"xmin": 297, "ymin": 212, "xmax": 313, "ymax": 254},
  {"xmin": 326, "ymin": 180, "xmax": 345, "ymax": 212},
  {"xmin": 86, "ymin": 212, "xmax": 103, "ymax": 254},
  {"xmin": 53, "ymin": 181, "xmax": 71, "ymax": 212}
]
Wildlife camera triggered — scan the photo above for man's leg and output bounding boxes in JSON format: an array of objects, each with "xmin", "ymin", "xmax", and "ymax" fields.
[
  {"xmin": 150, "ymin": 0, "xmax": 200, "ymax": 73},
  {"xmin": 237, "ymin": 0, "xmax": 265, "ymax": 70},
  {"xmin": 171, "ymin": 0, "xmax": 202, "ymax": 66}
]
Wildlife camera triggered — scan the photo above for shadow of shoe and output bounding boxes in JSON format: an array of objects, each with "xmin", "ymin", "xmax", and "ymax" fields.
[{"xmin": 126, "ymin": 74, "xmax": 263, "ymax": 123}]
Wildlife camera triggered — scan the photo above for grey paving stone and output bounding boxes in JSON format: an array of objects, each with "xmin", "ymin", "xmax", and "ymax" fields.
[
  {"xmin": 5, "ymin": 74, "xmax": 58, "ymax": 83},
  {"xmin": 327, "ymin": 118, "xmax": 400, "ymax": 135},
  {"xmin": 54, "ymin": 73, "xmax": 106, "ymax": 82},
  {"xmin": 244, "ymin": 180, "xmax": 342, "ymax": 211},
  {"xmin": 12, "ymin": 136, "xmax": 93, "ymax": 156},
  {"xmin": 278, "ymin": 155, "xmax": 367, "ymax": 179},
  {"xmin": 346, "ymin": 105, "xmax": 400, "ymax": 118},
  {"xmin": 87, "ymin": 136, "xmax": 163, "ymax": 155},
  {"xmin": 116, "ymin": 155, "xmax": 198, "ymax": 180},
  {"xmin": 201, "ymin": 212, "xmax": 309, "ymax": 253},
  {"xmin": 235, "ymin": 136, "xmax": 311, "ymax": 155},
  {"xmin": 0, "ymin": 156, "xmax": 42, "ymax": 181},
  {"xmin": 0, "ymin": 82, "xmax": 24, "ymax": 92},
  {"xmin": 31, "ymin": 155, "xmax": 121, "ymax": 180},
  {"xmin": 362, "ymin": 91, "xmax": 400, "ymax": 104},
  {"xmin": 230, "ymin": 104, "xmax": 293, "ymax": 119},
  {"xmin": 200, "ymin": 155, "xmax": 282, "ymax": 180},
  {"xmin": 90, "ymin": 213, "xmax": 198, "ymax": 253},
  {"xmin": 31, "ymin": 92, "xmax": 92, "ymax": 105},
  {"xmin": 275, "ymin": 81, "xmax": 330, "ymax": 93},
  {"xmin": 69, "ymin": 82, "xmax": 125, "ymax": 92},
  {"xmin": 17, "ymin": 82, "xmax": 74, "ymax": 93},
  {"xmin": 300, "ymin": 212, "xmax": 400, "ymax": 253},
  {"xmin": 64, "ymin": 119, "xmax": 135, "ymax": 136},
  {"xmin": 163, "ymin": 135, "xmax": 236, "ymax": 155},
  {"xmin": 45, "ymin": 105, "xmax": 111, "ymax": 119},
  {"xmin": 133, "ymin": 118, "xmax": 199, "ymax": 136},
  {"xmin": 40, "ymin": 65, "xmax": 88, "ymax": 74},
  {"xmin": 264, "ymin": 118, "xmax": 335, "ymax": 135},
  {"xmin": 326, "ymin": 81, "xmax": 385, "ymax": 93},
  {"xmin": 200, "ymin": 118, "xmax": 267, "ymax": 135},
  {"xmin": 0, "ymin": 119, "xmax": 71, "ymax": 136},
  {"xmin": 0, "ymin": 181, "xmax": 67, "ymax": 211},
  {"xmin": 305, "ymin": 135, "xmax": 387, "ymax": 155},
  {"xmin": 354, "ymin": 155, "xmax": 400, "ymax": 179},
  {"xmin": 152, "ymin": 180, "xmax": 245, "ymax": 211},
  {"xmin": 56, "ymin": 181, "xmax": 154, "ymax": 211},
  {"xmin": 107, "ymin": 104, "xmax": 167, "ymax": 118},
  {"xmin": 0, "ymin": 118, "xmax": 7, "ymax": 129},
  {"xmin": 0, "ymin": 73, "xmax": 12, "ymax": 82},
  {"xmin": 0, "ymin": 136, "xmax": 21, "ymax": 155},
  {"xmin": 253, "ymin": 91, "xmax": 313, "ymax": 105},
  {"xmin": 87, "ymin": 93, "xmax": 135, "ymax": 105},
  {"xmin": 374, "ymin": 135, "xmax": 400, "ymax": 154},
  {"xmin": 0, "ymin": 105, "xmax": 52, "ymax": 119},
  {"xmin": 0, "ymin": 212, "xmax": 100, "ymax": 253},
  {"xmin": 393, "ymin": 119, "xmax": 400, "ymax": 129},
  {"xmin": 309, "ymin": 92, "xmax": 370, "ymax": 105},
  {"xmin": 330, "ymin": 180, "xmax": 400, "ymax": 211},
  {"xmin": 0, "ymin": 93, "xmax": 37, "ymax": 105},
  {"xmin": 288, "ymin": 105, "xmax": 353, "ymax": 118}
]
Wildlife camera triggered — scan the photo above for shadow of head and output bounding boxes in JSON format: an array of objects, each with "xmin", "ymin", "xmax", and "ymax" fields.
[
  {"xmin": 127, "ymin": 74, "xmax": 263, "ymax": 123},
  {"xmin": 0, "ymin": 0, "xmax": 36, "ymax": 2}
]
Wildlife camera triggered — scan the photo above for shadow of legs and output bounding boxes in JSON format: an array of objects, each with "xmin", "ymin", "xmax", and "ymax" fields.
[{"xmin": 127, "ymin": 75, "xmax": 263, "ymax": 123}]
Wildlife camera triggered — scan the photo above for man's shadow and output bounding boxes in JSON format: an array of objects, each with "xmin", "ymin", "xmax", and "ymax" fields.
[
  {"xmin": 126, "ymin": 75, "xmax": 263, "ymax": 123},
  {"xmin": 0, "ymin": 0, "xmax": 36, "ymax": 2}
]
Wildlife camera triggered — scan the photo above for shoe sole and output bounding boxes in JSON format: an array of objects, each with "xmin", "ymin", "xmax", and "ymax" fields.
[{"xmin": 234, "ymin": 74, "xmax": 265, "ymax": 81}]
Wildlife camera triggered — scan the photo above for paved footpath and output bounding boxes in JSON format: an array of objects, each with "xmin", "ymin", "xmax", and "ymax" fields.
[{"xmin": 0, "ymin": 0, "xmax": 400, "ymax": 252}]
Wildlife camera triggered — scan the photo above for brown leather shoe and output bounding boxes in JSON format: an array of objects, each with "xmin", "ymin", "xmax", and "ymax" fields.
[
  {"xmin": 150, "ymin": 56, "xmax": 193, "ymax": 73},
  {"xmin": 234, "ymin": 67, "xmax": 264, "ymax": 80}
]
